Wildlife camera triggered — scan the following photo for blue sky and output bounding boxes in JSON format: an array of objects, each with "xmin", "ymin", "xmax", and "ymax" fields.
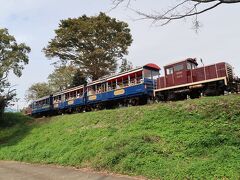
[{"xmin": 1, "ymin": 0, "xmax": 240, "ymax": 109}]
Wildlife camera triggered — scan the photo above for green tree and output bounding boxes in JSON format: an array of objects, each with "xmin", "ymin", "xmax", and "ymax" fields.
[
  {"xmin": 43, "ymin": 12, "xmax": 133, "ymax": 81},
  {"xmin": 48, "ymin": 65, "xmax": 77, "ymax": 91},
  {"xmin": 119, "ymin": 59, "xmax": 133, "ymax": 72},
  {"xmin": 71, "ymin": 69, "xmax": 87, "ymax": 87},
  {"xmin": 0, "ymin": 28, "xmax": 30, "ymax": 121},
  {"xmin": 25, "ymin": 82, "xmax": 53, "ymax": 101}
]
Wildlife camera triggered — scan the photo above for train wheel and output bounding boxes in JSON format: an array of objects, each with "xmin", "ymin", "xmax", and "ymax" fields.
[
  {"xmin": 76, "ymin": 107, "xmax": 83, "ymax": 113},
  {"xmin": 96, "ymin": 103, "xmax": 105, "ymax": 110},
  {"xmin": 85, "ymin": 106, "xmax": 92, "ymax": 112},
  {"xmin": 131, "ymin": 98, "xmax": 139, "ymax": 106},
  {"xmin": 189, "ymin": 91, "xmax": 201, "ymax": 99},
  {"xmin": 139, "ymin": 96, "xmax": 148, "ymax": 105},
  {"xmin": 167, "ymin": 93, "xmax": 176, "ymax": 101},
  {"xmin": 156, "ymin": 93, "xmax": 166, "ymax": 102}
]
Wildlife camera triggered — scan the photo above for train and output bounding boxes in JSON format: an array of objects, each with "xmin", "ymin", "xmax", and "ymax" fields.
[{"xmin": 25, "ymin": 58, "xmax": 240, "ymax": 117}]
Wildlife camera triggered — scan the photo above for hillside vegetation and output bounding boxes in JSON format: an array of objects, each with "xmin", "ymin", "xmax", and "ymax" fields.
[{"xmin": 0, "ymin": 95, "xmax": 240, "ymax": 179}]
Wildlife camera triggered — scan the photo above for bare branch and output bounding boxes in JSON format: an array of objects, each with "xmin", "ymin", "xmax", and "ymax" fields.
[{"xmin": 111, "ymin": 0, "xmax": 240, "ymax": 28}]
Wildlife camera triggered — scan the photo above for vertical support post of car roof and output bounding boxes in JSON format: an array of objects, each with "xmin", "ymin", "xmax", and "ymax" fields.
[
  {"xmin": 204, "ymin": 66, "xmax": 207, "ymax": 80},
  {"xmin": 151, "ymin": 70, "xmax": 155, "ymax": 89},
  {"xmin": 62, "ymin": 93, "xmax": 65, "ymax": 102},
  {"xmin": 135, "ymin": 73, "xmax": 137, "ymax": 84},
  {"xmin": 142, "ymin": 68, "xmax": 145, "ymax": 80},
  {"xmin": 128, "ymin": 75, "xmax": 130, "ymax": 86},
  {"xmin": 215, "ymin": 64, "xmax": 219, "ymax": 78},
  {"xmin": 201, "ymin": 59, "xmax": 207, "ymax": 80}
]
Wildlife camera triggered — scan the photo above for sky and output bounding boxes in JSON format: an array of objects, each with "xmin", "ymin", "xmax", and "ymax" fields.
[{"xmin": 1, "ymin": 0, "xmax": 240, "ymax": 109}]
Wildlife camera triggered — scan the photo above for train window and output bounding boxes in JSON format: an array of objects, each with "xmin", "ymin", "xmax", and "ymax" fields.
[
  {"xmin": 187, "ymin": 63, "xmax": 192, "ymax": 70},
  {"xmin": 129, "ymin": 76, "xmax": 137, "ymax": 85},
  {"xmin": 88, "ymin": 87, "xmax": 95, "ymax": 96},
  {"xmin": 152, "ymin": 70, "xmax": 159, "ymax": 79},
  {"xmin": 187, "ymin": 63, "xmax": 197, "ymax": 70},
  {"xmin": 166, "ymin": 68, "xmax": 174, "ymax": 75},
  {"xmin": 96, "ymin": 84, "xmax": 103, "ymax": 94},
  {"xmin": 144, "ymin": 69, "xmax": 151, "ymax": 79},
  {"xmin": 174, "ymin": 64, "xmax": 184, "ymax": 72},
  {"xmin": 123, "ymin": 79, "xmax": 128, "ymax": 87},
  {"xmin": 192, "ymin": 64, "xmax": 197, "ymax": 69}
]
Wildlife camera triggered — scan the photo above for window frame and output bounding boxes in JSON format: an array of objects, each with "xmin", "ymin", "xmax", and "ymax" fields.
[
  {"xmin": 166, "ymin": 67, "xmax": 174, "ymax": 75},
  {"xmin": 174, "ymin": 64, "xmax": 184, "ymax": 72}
]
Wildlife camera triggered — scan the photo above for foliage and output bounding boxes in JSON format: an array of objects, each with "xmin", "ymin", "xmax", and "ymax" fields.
[
  {"xmin": 25, "ymin": 82, "xmax": 53, "ymax": 101},
  {"xmin": 70, "ymin": 69, "xmax": 87, "ymax": 87},
  {"xmin": 119, "ymin": 59, "xmax": 133, "ymax": 72},
  {"xmin": 26, "ymin": 66, "xmax": 87, "ymax": 101},
  {"xmin": 0, "ymin": 28, "xmax": 30, "ymax": 121},
  {"xmin": 0, "ymin": 95, "xmax": 240, "ymax": 179},
  {"xmin": 48, "ymin": 65, "xmax": 78, "ymax": 91},
  {"xmin": 43, "ymin": 12, "xmax": 133, "ymax": 80}
]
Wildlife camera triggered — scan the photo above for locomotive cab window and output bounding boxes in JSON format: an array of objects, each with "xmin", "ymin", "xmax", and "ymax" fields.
[
  {"xmin": 187, "ymin": 62, "xmax": 197, "ymax": 70},
  {"xmin": 166, "ymin": 67, "xmax": 174, "ymax": 75},
  {"xmin": 187, "ymin": 62, "xmax": 192, "ymax": 70},
  {"xmin": 174, "ymin": 64, "xmax": 184, "ymax": 72},
  {"xmin": 143, "ymin": 69, "xmax": 158, "ymax": 80},
  {"xmin": 144, "ymin": 69, "xmax": 151, "ymax": 79}
]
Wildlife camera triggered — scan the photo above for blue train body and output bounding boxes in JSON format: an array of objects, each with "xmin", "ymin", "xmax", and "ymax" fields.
[{"xmin": 31, "ymin": 64, "xmax": 160, "ymax": 116}]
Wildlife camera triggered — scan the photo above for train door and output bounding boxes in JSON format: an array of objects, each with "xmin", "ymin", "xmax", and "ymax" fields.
[
  {"xmin": 172, "ymin": 62, "xmax": 188, "ymax": 85},
  {"xmin": 165, "ymin": 66, "xmax": 174, "ymax": 87},
  {"xmin": 186, "ymin": 61, "xmax": 197, "ymax": 83}
]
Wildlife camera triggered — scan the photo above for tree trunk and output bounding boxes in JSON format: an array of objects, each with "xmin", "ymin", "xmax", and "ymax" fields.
[{"xmin": 0, "ymin": 97, "xmax": 6, "ymax": 124}]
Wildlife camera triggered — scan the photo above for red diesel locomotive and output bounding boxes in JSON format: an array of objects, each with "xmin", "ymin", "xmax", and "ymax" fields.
[{"xmin": 155, "ymin": 58, "xmax": 240, "ymax": 101}]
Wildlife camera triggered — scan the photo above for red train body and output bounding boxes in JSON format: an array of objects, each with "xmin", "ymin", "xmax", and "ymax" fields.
[{"xmin": 155, "ymin": 58, "xmax": 239, "ymax": 101}]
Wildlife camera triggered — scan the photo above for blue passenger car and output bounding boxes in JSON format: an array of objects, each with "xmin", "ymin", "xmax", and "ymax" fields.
[
  {"xmin": 31, "ymin": 95, "xmax": 53, "ymax": 116},
  {"xmin": 86, "ymin": 63, "xmax": 160, "ymax": 106},
  {"xmin": 30, "ymin": 63, "xmax": 160, "ymax": 115},
  {"xmin": 52, "ymin": 85, "xmax": 85, "ymax": 113}
]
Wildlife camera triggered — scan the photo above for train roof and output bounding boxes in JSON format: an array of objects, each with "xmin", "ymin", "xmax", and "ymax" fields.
[
  {"xmin": 52, "ymin": 85, "xmax": 85, "ymax": 96},
  {"xmin": 49, "ymin": 63, "xmax": 161, "ymax": 92},
  {"xmin": 33, "ymin": 95, "xmax": 51, "ymax": 102},
  {"xmin": 63, "ymin": 85, "xmax": 84, "ymax": 94},
  {"xmin": 164, "ymin": 58, "xmax": 198, "ymax": 67},
  {"xmin": 143, "ymin": 63, "xmax": 161, "ymax": 70},
  {"xmin": 87, "ymin": 63, "xmax": 160, "ymax": 86}
]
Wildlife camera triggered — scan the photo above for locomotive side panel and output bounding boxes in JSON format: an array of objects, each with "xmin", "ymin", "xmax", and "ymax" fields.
[{"xmin": 154, "ymin": 59, "xmax": 238, "ymax": 101}]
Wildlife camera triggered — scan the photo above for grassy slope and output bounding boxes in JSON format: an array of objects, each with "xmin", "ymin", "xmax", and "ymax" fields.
[{"xmin": 0, "ymin": 95, "xmax": 240, "ymax": 179}]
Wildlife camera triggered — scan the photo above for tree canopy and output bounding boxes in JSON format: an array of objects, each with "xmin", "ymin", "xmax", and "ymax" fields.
[
  {"xmin": 71, "ymin": 69, "xmax": 87, "ymax": 87},
  {"xmin": 48, "ymin": 65, "xmax": 77, "ymax": 91},
  {"xmin": 25, "ymin": 82, "xmax": 53, "ymax": 102},
  {"xmin": 0, "ymin": 28, "xmax": 30, "ymax": 120},
  {"xmin": 43, "ymin": 12, "xmax": 133, "ymax": 81},
  {"xmin": 26, "ymin": 65, "xmax": 87, "ymax": 101},
  {"xmin": 119, "ymin": 59, "xmax": 133, "ymax": 72}
]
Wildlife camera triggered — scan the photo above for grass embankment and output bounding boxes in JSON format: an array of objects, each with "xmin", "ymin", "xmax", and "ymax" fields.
[{"xmin": 0, "ymin": 95, "xmax": 240, "ymax": 179}]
